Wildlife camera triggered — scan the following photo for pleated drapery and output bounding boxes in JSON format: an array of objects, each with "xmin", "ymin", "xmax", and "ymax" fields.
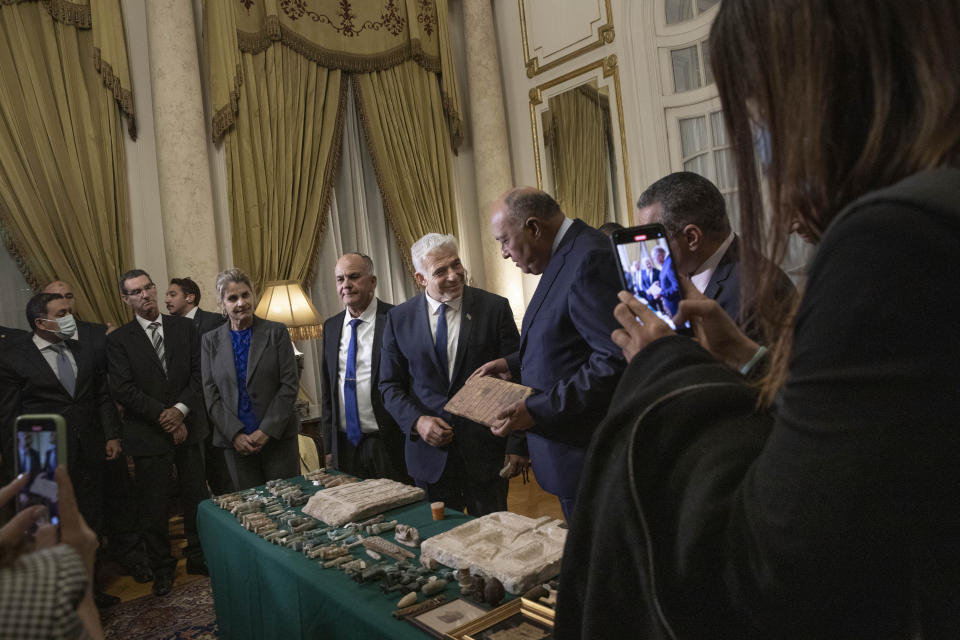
[{"xmin": 0, "ymin": 0, "xmax": 134, "ymax": 325}]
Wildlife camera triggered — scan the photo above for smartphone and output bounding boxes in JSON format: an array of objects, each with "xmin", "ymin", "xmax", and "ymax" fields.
[
  {"xmin": 14, "ymin": 414, "xmax": 67, "ymax": 526},
  {"xmin": 610, "ymin": 224, "xmax": 692, "ymax": 335}
]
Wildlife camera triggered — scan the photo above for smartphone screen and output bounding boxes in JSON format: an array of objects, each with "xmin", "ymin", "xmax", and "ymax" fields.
[
  {"xmin": 610, "ymin": 224, "xmax": 692, "ymax": 334},
  {"xmin": 14, "ymin": 415, "xmax": 65, "ymax": 526}
]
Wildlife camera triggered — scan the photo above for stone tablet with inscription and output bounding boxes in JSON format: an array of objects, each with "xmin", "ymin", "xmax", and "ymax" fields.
[
  {"xmin": 419, "ymin": 512, "xmax": 567, "ymax": 594},
  {"xmin": 302, "ymin": 478, "xmax": 425, "ymax": 526}
]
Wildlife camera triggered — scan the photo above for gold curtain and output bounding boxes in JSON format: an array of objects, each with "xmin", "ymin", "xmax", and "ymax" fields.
[
  {"xmin": 548, "ymin": 86, "xmax": 610, "ymax": 228},
  {"xmin": 206, "ymin": 0, "xmax": 463, "ymax": 285},
  {"xmin": 0, "ymin": 0, "xmax": 133, "ymax": 325},
  {"xmin": 352, "ymin": 61, "xmax": 457, "ymax": 274},
  {"xmin": 224, "ymin": 46, "xmax": 346, "ymax": 294}
]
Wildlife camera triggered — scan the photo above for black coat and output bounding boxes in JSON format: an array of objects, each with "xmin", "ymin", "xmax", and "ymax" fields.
[
  {"xmin": 192, "ymin": 308, "xmax": 226, "ymax": 336},
  {"xmin": 557, "ymin": 168, "xmax": 960, "ymax": 639},
  {"xmin": 107, "ymin": 315, "xmax": 208, "ymax": 456}
]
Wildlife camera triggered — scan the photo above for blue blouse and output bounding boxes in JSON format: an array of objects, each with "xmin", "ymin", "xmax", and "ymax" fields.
[{"xmin": 230, "ymin": 327, "xmax": 258, "ymax": 434}]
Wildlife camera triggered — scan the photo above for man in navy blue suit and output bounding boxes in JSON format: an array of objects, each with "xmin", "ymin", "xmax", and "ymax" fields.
[
  {"xmin": 476, "ymin": 188, "xmax": 625, "ymax": 521},
  {"xmin": 379, "ymin": 234, "xmax": 524, "ymax": 516}
]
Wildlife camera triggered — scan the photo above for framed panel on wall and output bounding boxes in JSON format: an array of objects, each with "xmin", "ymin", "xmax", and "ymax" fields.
[
  {"xmin": 529, "ymin": 55, "xmax": 633, "ymax": 227},
  {"xmin": 519, "ymin": 0, "xmax": 615, "ymax": 77}
]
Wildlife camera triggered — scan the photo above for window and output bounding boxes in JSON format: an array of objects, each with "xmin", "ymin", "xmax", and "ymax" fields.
[
  {"xmin": 665, "ymin": 0, "xmax": 719, "ymax": 25},
  {"xmin": 678, "ymin": 109, "xmax": 739, "ymax": 224},
  {"xmin": 670, "ymin": 38, "xmax": 712, "ymax": 92}
]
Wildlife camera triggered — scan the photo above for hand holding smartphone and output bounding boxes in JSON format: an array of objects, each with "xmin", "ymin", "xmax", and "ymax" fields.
[
  {"xmin": 13, "ymin": 414, "xmax": 67, "ymax": 526},
  {"xmin": 610, "ymin": 224, "xmax": 692, "ymax": 335}
]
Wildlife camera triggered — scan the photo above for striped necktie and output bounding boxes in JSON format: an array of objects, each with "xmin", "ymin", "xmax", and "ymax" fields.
[{"xmin": 148, "ymin": 322, "xmax": 167, "ymax": 374}]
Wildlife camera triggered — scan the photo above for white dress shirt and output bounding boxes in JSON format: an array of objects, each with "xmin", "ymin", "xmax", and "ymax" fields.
[
  {"xmin": 425, "ymin": 293, "xmax": 462, "ymax": 381},
  {"xmin": 551, "ymin": 216, "xmax": 575, "ymax": 255},
  {"xmin": 135, "ymin": 314, "xmax": 189, "ymax": 417},
  {"xmin": 184, "ymin": 306, "xmax": 198, "ymax": 320},
  {"xmin": 690, "ymin": 232, "xmax": 736, "ymax": 294},
  {"xmin": 32, "ymin": 334, "xmax": 77, "ymax": 382},
  {"xmin": 337, "ymin": 302, "xmax": 380, "ymax": 434}
]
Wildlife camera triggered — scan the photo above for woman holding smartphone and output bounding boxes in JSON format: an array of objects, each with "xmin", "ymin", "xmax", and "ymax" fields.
[{"xmin": 558, "ymin": 1, "xmax": 960, "ymax": 638}]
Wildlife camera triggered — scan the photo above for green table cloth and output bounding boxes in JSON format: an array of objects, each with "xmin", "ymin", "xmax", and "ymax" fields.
[{"xmin": 197, "ymin": 481, "xmax": 474, "ymax": 639}]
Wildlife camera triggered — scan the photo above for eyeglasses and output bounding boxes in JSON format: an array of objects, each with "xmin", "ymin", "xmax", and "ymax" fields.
[{"xmin": 124, "ymin": 282, "xmax": 157, "ymax": 297}]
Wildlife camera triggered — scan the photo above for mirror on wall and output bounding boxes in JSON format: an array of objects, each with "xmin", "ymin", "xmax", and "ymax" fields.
[{"xmin": 530, "ymin": 56, "xmax": 631, "ymax": 228}]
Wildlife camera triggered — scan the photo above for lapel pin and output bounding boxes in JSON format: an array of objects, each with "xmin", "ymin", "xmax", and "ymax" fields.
[{"xmin": 466, "ymin": 313, "xmax": 472, "ymax": 321}]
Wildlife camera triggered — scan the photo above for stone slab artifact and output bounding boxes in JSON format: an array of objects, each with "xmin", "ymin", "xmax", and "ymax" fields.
[
  {"xmin": 302, "ymin": 479, "xmax": 425, "ymax": 526},
  {"xmin": 419, "ymin": 512, "xmax": 567, "ymax": 595}
]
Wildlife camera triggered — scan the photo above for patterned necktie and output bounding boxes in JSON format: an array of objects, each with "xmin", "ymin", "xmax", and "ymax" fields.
[
  {"xmin": 148, "ymin": 322, "xmax": 167, "ymax": 374},
  {"xmin": 344, "ymin": 318, "xmax": 363, "ymax": 447},
  {"xmin": 49, "ymin": 342, "xmax": 76, "ymax": 397},
  {"xmin": 435, "ymin": 303, "xmax": 449, "ymax": 380}
]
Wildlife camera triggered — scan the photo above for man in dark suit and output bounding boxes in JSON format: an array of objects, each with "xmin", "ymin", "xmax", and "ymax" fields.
[
  {"xmin": 636, "ymin": 172, "xmax": 794, "ymax": 340},
  {"xmin": 0, "ymin": 292, "xmax": 122, "ymax": 606},
  {"xmin": 320, "ymin": 253, "xmax": 406, "ymax": 481},
  {"xmin": 478, "ymin": 188, "xmax": 625, "ymax": 521},
  {"xmin": 42, "ymin": 279, "xmax": 151, "ymax": 586},
  {"xmin": 165, "ymin": 276, "xmax": 231, "ymax": 495},
  {"xmin": 165, "ymin": 277, "xmax": 225, "ymax": 336},
  {"xmin": 1, "ymin": 325, "xmax": 28, "ymax": 345},
  {"xmin": 107, "ymin": 269, "xmax": 209, "ymax": 596},
  {"xmin": 16, "ymin": 433, "xmax": 42, "ymax": 480},
  {"xmin": 380, "ymin": 234, "xmax": 524, "ymax": 516}
]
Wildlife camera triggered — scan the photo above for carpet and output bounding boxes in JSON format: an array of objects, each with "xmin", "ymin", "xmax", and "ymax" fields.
[{"xmin": 101, "ymin": 577, "xmax": 218, "ymax": 640}]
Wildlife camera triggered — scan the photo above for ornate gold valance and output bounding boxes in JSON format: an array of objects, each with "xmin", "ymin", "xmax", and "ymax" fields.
[
  {"xmin": 208, "ymin": 0, "xmax": 462, "ymax": 149},
  {"xmin": 2, "ymin": 0, "xmax": 137, "ymax": 138}
]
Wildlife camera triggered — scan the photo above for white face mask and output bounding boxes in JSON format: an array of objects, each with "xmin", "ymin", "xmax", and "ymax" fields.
[{"xmin": 43, "ymin": 314, "xmax": 77, "ymax": 340}]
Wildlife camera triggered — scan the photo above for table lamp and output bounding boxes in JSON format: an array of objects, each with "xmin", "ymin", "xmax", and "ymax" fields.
[{"xmin": 254, "ymin": 280, "xmax": 323, "ymax": 341}]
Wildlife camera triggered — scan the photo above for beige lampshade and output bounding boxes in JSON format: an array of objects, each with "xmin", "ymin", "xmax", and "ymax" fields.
[{"xmin": 255, "ymin": 280, "xmax": 323, "ymax": 341}]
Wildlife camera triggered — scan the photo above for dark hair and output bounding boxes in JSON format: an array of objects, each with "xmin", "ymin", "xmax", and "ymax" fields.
[
  {"xmin": 118, "ymin": 269, "xmax": 151, "ymax": 295},
  {"xmin": 597, "ymin": 222, "xmax": 624, "ymax": 237},
  {"xmin": 170, "ymin": 277, "xmax": 201, "ymax": 307},
  {"xmin": 711, "ymin": 0, "xmax": 960, "ymax": 400},
  {"xmin": 26, "ymin": 293, "xmax": 63, "ymax": 330},
  {"xmin": 503, "ymin": 188, "xmax": 564, "ymax": 224},
  {"xmin": 636, "ymin": 172, "xmax": 730, "ymax": 238},
  {"xmin": 341, "ymin": 253, "xmax": 375, "ymax": 276}
]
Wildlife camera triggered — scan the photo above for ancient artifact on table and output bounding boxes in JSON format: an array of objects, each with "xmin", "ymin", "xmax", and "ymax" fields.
[
  {"xmin": 430, "ymin": 501, "xmax": 445, "ymax": 520},
  {"xmin": 484, "ymin": 577, "xmax": 505, "ymax": 606},
  {"xmin": 419, "ymin": 512, "xmax": 567, "ymax": 594},
  {"xmin": 340, "ymin": 558, "xmax": 366, "ymax": 572},
  {"xmin": 301, "ymin": 479, "xmax": 424, "ymax": 526},
  {"xmin": 422, "ymin": 578, "xmax": 447, "ymax": 596},
  {"xmin": 457, "ymin": 568, "xmax": 476, "ymax": 596},
  {"xmin": 365, "ymin": 519, "xmax": 398, "ymax": 535},
  {"xmin": 392, "ymin": 595, "xmax": 447, "ymax": 619},
  {"xmin": 366, "ymin": 549, "xmax": 382, "ymax": 561},
  {"xmin": 522, "ymin": 585, "xmax": 548, "ymax": 602},
  {"xmin": 362, "ymin": 536, "xmax": 415, "ymax": 561},
  {"xmin": 323, "ymin": 555, "xmax": 354, "ymax": 569},
  {"xmin": 396, "ymin": 592, "xmax": 418, "ymax": 609},
  {"xmin": 394, "ymin": 524, "xmax": 421, "ymax": 547}
]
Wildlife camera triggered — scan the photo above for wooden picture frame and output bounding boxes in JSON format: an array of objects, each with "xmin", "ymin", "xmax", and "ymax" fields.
[
  {"xmin": 407, "ymin": 598, "xmax": 490, "ymax": 638},
  {"xmin": 445, "ymin": 598, "xmax": 555, "ymax": 639}
]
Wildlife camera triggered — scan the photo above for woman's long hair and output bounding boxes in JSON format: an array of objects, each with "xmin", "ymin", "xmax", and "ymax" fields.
[{"xmin": 710, "ymin": 0, "xmax": 960, "ymax": 403}]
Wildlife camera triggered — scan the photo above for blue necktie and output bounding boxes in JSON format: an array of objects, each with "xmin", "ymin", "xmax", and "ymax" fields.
[
  {"xmin": 344, "ymin": 318, "xmax": 363, "ymax": 447},
  {"xmin": 435, "ymin": 303, "xmax": 449, "ymax": 380}
]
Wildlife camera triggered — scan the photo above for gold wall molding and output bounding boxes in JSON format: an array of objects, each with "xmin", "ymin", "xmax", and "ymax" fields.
[
  {"xmin": 529, "ymin": 54, "xmax": 632, "ymax": 221},
  {"xmin": 519, "ymin": 0, "xmax": 614, "ymax": 78}
]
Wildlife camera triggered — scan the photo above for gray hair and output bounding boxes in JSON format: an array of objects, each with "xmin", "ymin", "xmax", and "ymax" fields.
[
  {"xmin": 411, "ymin": 234, "xmax": 459, "ymax": 274},
  {"xmin": 214, "ymin": 268, "xmax": 257, "ymax": 310},
  {"xmin": 340, "ymin": 252, "xmax": 375, "ymax": 277}
]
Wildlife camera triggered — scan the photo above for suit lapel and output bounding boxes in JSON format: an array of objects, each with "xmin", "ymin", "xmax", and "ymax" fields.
[
  {"xmin": 21, "ymin": 340, "xmax": 67, "ymax": 396},
  {"xmin": 327, "ymin": 311, "xmax": 345, "ymax": 386},
  {"xmin": 67, "ymin": 339, "xmax": 93, "ymax": 394},
  {"xmin": 704, "ymin": 239, "xmax": 737, "ymax": 300},
  {"xmin": 520, "ymin": 221, "xmax": 583, "ymax": 352},
  {"xmin": 372, "ymin": 302, "xmax": 387, "ymax": 382},
  {"xmin": 449, "ymin": 288, "xmax": 473, "ymax": 386},
  {"xmin": 131, "ymin": 320, "xmax": 166, "ymax": 375},
  {"xmin": 246, "ymin": 318, "xmax": 269, "ymax": 383}
]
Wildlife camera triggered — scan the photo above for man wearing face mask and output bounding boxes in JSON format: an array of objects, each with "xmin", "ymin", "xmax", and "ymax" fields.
[
  {"xmin": 0, "ymin": 292, "xmax": 121, "ymax": 607},
  {"xmin": 379, "ymin": 234, "xmax": 526, "ymax": 515},
  {"xmin": 41, "ymin": 280, "xmax": 152, "ymax": 588}
]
